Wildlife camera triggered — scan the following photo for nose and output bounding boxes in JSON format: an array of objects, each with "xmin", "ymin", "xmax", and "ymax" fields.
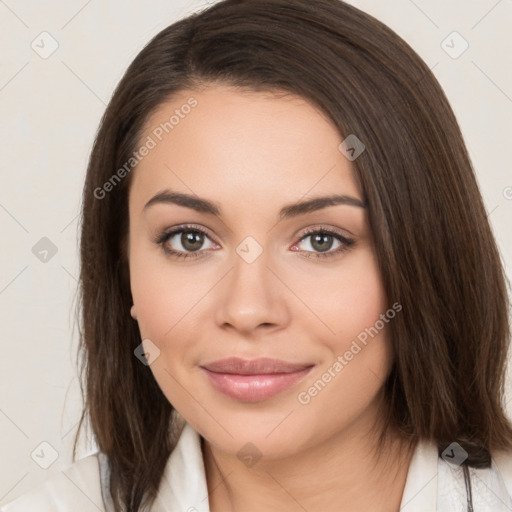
[{"xmin": 213, "ymin": 246, "xmax": 290, "ymax": 336}]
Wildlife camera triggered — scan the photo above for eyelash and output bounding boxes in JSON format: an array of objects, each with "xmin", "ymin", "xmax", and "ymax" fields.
[{"xmin": 153, "ymin": 223, "xmax": 355, "ymax": 261}]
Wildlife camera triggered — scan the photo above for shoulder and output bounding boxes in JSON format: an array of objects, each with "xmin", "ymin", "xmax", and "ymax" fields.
[
  {"xmin": 401, "ymin": 439, "xmax": 512, "ymax": 511},
  {"xmin": 492, "ymin": 448, "xmax": 512, "ymax": 496},
  {"xmin": 0, "ymin": 453, "xmax": 105, "ymax": 512},
  {"xmin": 437, "ymin": 446, "xmax": 512, "ymax": 511},
  {"xmin": 0, "ymin": 422, "xmax": 205, "ymax": 512}
]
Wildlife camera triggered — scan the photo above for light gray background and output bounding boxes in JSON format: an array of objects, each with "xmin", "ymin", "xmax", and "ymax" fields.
[{"xmin": 1, "ymin": 0, "xmax": 511, "ymax": 505}]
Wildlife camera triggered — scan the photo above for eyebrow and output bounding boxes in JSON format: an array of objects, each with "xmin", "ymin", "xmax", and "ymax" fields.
[{"xmin": 143, "ymin": 189, "xmax": 367, "ymax": 220}]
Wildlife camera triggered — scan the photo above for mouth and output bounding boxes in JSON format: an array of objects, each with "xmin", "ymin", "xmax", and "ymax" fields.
[{"xmin": 200, "ymin": 357, "xmax": 314, "ymax": 402}]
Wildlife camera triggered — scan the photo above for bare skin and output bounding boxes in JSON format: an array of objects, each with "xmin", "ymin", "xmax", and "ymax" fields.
[{"xmin": 128, "ymin": 84, "xmax": 415, "ymax": 512}]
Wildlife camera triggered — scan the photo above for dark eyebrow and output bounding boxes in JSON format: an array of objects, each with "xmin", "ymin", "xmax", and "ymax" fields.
[
  {"xmin": 143, "ymin": 189, "xmax": 367, "ymax": 219},
  {"xmin": 143, "ymin": 190, "xmax": 222, "ymax": 216},
  {"xmin": 279, "ymin": 194, "xmax": 367, "ymax": 219}
]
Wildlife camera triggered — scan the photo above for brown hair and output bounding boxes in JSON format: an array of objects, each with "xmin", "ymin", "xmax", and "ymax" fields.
[{"xmin": 75, "ymin": 0, "xmax": 512, "ymax": 510}]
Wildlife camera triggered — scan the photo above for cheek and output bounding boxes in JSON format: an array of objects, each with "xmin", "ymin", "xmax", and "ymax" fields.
[
  {"xmin": 128, "ymin": 233, "xmax": 212, "ymax": 340},
  {"xmin": 128, "ymin": 242, "xmax": 206, "ymax": 408},
  {"xmin": 292, "ymin": 247, "xmax": 393, "ymax": 412},
  {"xmin": 330, "ymin": 252, "xmax": 389, "ymax": 350},
  {"xmin": 290, "ymin": 245, "xmax": 389, "ymax": 353}
]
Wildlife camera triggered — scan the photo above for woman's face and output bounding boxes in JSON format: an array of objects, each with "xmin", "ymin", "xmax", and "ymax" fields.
[{"xmin": 128, "ymin": 84, "xmax": 395, "ymax": 459}]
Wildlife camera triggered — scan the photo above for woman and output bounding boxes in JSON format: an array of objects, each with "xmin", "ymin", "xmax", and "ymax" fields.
[{"xmin": 2, "ymin": 0, "xmax": 512, "ymax": 510}]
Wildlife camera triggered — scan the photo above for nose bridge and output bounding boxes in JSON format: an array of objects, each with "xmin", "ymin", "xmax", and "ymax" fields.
[{"xmin": 213, "ymin": 237, "xmax": 289, "ymax": 333}]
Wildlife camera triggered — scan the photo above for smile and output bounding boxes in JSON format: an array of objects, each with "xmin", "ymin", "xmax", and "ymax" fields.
[{"xmin": 200, "ymin": 357, "xmax": 314, "ymax": 402}]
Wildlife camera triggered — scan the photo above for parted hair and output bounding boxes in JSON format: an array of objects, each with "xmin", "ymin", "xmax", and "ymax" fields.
[{"xmin": 75, "ymin": 0, "xmax": 512, "ymax": 510}]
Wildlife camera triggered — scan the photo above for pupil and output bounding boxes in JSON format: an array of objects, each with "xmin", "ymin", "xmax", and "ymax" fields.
[
  {"xmin": 182, "ymin": 231, "xmax": 203, "ymax": 251},
  {"xmin": 311, "ymin": 233, "xmax": 332, "ymax": 252}
]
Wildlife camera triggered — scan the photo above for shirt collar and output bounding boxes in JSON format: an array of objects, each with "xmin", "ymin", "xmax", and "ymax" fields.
[
  {"xmin": 399, "ymin": 438, "xmax": 439, "ymax": 511},
  {"xmin": 152, "ymin": 422, "xmax": 210, "ymax": 512},
  {"xmin": 151, "ymin": 422, "xmax": 439, "ymax": 512}
]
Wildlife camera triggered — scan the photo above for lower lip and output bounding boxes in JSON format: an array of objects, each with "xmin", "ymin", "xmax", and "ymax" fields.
[{"xmin": 201, "ymin": 367, "xmax": 313, "ymax": 402}]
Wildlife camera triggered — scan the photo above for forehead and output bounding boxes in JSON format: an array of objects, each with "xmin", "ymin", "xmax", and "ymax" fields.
[{"xmin": 129, "ymin": 84, "xmax": 361, "ymax": 213}]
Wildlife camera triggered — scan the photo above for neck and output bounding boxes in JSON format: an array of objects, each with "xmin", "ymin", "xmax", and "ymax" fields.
[{"xmin": 202, "ymin": 400, "xmax": 417, "ymax": 512}]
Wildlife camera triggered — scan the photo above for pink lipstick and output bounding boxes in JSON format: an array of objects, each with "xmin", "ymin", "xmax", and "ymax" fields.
[{"xmin": 200, "ymin": 357, "xmax": 313, "ymax": 402}]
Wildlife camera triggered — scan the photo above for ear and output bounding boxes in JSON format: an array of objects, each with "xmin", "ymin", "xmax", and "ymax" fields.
[{"xmin": 130, "ymin": 305, "xmax": 138, "ymax": 320}]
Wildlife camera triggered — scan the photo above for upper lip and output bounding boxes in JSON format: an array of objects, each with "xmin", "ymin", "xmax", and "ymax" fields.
[{"xmin": 201, "ymin": 357, "xmax": 313, "ymax": 375}]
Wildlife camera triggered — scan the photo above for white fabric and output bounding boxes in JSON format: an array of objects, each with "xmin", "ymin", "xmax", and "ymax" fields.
[{"xmin": 2, "ymin": 422, "xmax": 512, "ymax": 511}]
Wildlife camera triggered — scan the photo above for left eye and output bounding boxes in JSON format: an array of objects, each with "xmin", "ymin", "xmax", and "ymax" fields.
[
  {"xmin": 295, "ymin": 231, "xmax": 343, "ymax": 253},
  {"xmin": 161, "ymin": 229, "xmax": 217, "ymax": 254}
]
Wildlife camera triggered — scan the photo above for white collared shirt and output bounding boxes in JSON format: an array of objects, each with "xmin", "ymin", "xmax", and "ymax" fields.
[{"xmin": 2, "ymin": 422, "xmax": 512, "ymax": 511}]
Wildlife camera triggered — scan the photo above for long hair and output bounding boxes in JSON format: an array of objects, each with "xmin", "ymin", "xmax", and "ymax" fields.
[{"xmin": 74, "ymin": 0, "xmax": 512, "ymax": 510}]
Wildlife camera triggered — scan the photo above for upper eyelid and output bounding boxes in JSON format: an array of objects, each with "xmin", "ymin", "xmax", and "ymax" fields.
[
  {"xmin": 299, "ymin": 225, "xmax": 351, "ymax": 238},
  {"xmin": 161, "ymin": 224, "xmax": 218, "ymax": 244}
]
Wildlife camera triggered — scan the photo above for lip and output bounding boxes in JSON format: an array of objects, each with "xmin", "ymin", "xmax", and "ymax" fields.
[{"xmin": 200, "ymin": 357, "xmax": 314, "ymax": 402}]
